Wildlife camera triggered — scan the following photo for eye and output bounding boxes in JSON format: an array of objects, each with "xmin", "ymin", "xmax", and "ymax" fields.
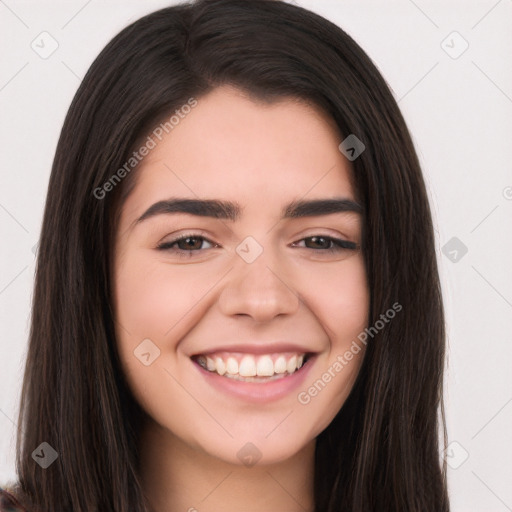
[
  {"xmin": 156, "ymin": 234, "xmax": 217, "ymax": 257},
  {"xmin": 156, "ymin": 233, "xmax": 359, "ymax": 258},
  {"xmin": 292, "ymin": 235, "xmax": 358, "ymax": 254}
]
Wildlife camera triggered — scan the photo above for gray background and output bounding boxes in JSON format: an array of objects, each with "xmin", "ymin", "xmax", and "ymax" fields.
[{"xmin": 1, "ymin": 1, "xmax": 511, "ymax": 510}]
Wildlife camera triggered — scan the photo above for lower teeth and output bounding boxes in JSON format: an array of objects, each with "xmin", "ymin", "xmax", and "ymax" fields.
[{"xmin": 220, "ymin": 372, "xmax": 291, "ymax": 382}]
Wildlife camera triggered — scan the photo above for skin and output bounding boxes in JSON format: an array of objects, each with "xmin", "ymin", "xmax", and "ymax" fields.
[{"xmin": 112, "ymin": 85, "xmax": 369, "ymax": 512}]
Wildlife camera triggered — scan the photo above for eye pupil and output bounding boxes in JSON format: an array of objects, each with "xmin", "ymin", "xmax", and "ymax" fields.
[
  {"xmin": 179, "ymin": 237, "xmax": 202, "ymax": 250},
  {"xmin": 308, "ymin": 236, "xmax": 329, "ymax": 249}
]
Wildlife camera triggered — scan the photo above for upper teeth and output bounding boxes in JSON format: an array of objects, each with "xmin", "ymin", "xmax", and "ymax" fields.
[{"xmin": 196, "ymin": 353, "xmax": 306, "ymax": 377}]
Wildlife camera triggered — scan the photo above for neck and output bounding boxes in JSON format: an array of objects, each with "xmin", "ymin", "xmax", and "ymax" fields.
[{"xmin": 138, "ymin": 419, "xmax": 316, "ymax": 512}]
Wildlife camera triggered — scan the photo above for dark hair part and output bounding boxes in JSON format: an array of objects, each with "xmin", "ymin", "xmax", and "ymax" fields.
[{"xmin": 13, "ymin": 0, "xmax": 449, "ymax": 510}]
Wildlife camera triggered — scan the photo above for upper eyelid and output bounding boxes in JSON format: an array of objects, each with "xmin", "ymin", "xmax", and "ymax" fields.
[
  {"xmin": 158, "ymin": 233, "xmax": 357, "ymax": 249},
  {"xmin": 158, "ymin": 232, "xmax": 216, "ymax": 246},
  {"xmin": 158, "ymin": 225, "xmax": 357, "ymax": 242},
  {"xmin": 156, "ymin": 233, "xmax": 217, "ymax": 250}
]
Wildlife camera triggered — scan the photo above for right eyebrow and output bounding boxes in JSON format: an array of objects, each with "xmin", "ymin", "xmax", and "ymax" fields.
[{"xmin": 136, "ymin": 198, "xmax": 241, "ymax": 223}]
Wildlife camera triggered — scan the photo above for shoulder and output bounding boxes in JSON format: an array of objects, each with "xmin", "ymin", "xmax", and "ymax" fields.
[{"xmin": 0, "ymin": 486, "xmax": 29, "ymax": 512}]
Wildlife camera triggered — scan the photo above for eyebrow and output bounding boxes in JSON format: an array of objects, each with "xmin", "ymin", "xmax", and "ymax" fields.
[{"xmin": 135, "ymin": 197, "xmax": 363, "ymax": 224}]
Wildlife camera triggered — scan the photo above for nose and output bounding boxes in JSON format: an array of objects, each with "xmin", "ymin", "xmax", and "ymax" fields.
[{"xmin": 217, "ymin": 248, "xmax": 300, "ymax": 322}]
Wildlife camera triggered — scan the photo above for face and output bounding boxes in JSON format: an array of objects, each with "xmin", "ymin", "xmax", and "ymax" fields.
[{"xmin": 112, "ymin": 85, "xmax": 369, "ymax": 466}]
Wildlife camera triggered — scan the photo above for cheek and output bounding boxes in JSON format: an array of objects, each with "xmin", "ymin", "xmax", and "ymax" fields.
[
  {"xmin": 113, "ymin": 250, "xmax": 219, "ymax": 406},
  {"xmin": 292, "ymin": 256, "xmax": 368, "ymax": 432},
  {"xmin": 114, "ymin": 250, "xmax": 219, "ymax": 340},
  {"xmin": 305, "ymin": 255, "xmax": 369, "ymax": 342},
  {"xmin": 114, "ymin": 255, "xmax": 171, "ymax": 338}
]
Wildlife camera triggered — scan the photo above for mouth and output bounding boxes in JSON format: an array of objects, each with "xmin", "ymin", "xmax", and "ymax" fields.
[{"xmin": 191, "ymin": 351, "xmax": 314, "ymax": 383}]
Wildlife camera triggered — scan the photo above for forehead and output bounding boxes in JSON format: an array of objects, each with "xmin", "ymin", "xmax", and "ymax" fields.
[{"xmin": 123, "ymin": 86, "xmax": 356, "ymax": 219}]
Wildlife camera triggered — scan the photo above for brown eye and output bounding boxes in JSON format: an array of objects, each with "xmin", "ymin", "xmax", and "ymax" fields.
[
  {"xmin": 294, "ymin": 236, "xmax": 358, "ymax": 252},
  {"xmin": 157, "ymin": 234, "xmax": 217, "ymax": 255},
  {"xmin": 304, "ymin": 236, "xmax": 332, "ymax": 250},
  {"xmin": 175, "ymin": 236, "xmax": 205, "ymax": 251}
]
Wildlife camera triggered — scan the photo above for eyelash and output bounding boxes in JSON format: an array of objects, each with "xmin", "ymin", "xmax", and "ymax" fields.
[{"xmin": 156, "ymin": 233, "xmax": 358, "ymax": 257}]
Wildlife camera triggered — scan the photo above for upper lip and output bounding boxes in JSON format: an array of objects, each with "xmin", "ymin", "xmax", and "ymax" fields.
[{"xmin": 190, "ymin": 342, "xmax": 316, "ymax": 357}]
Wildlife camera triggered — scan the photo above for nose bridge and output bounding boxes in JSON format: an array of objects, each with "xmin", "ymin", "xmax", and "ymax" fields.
[{"xmin": 218, "ymin": 239, "xmax": 300, "ymax": 321}]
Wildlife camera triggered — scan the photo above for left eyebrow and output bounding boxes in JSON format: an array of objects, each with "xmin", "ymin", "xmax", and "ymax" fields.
[
  {"xmin": 135, "ymin": 196, "xmax": 363, "ymax": 224},
  {"xmin": 283, "ymin": 198, "xmax": 363, "ymax": 218}
]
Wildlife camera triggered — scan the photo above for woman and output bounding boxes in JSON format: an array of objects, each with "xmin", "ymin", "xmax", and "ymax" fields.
[{"xmin": 1, "ymin": 0, "xmax": 449, "ymax": 510}]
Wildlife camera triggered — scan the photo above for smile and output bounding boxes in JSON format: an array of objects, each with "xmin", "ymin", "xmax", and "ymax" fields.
[{"xmin": 193, "ymin": 352, "xmax": 311, "ymax": 382}]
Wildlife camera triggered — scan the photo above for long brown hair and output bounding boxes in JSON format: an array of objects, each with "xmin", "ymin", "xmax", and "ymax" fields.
[{"xmin": 12, "ymin": 0, "xmax": 449, "ymax": 510}]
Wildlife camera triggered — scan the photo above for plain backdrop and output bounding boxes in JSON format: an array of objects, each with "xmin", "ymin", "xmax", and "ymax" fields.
[{"xmin": 1, "ymin": 1, "xmax": 511, "ymax": 510}]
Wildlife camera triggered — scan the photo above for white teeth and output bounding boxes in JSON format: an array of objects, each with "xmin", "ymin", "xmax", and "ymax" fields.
[
  {"xmin": 215, "ymin": 357, "xmax": 226, "ymax": 376},
  {"xmin": 274, "ymin": 356, "xmax": 287, "ymax": 374},
  {"xmin": 286, "ymin": 355, "xmax": 298, "ymax": 374},
  {"xmin": 239, "ymin": 356, "xmax": 257, "ymax": 377},
  {"xmin": 206, "ymin": 356, "xmax": 216, "ymax": 371},
  {"xmin": 226, "ymin": 357, "xmax": 238, "ymax": 375},
  {"xmin": 196, "ymin": 352, "xmax": 309, "ymax": 378},
  {"xmin": 256, "ymin": 355, "xmax": 274, "ymax": 376}
]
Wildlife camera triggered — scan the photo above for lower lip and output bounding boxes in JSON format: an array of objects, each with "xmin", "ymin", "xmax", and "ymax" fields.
[{"xmin": 192, "ymin": 356, "xmax": 316, "ymax": 403}]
